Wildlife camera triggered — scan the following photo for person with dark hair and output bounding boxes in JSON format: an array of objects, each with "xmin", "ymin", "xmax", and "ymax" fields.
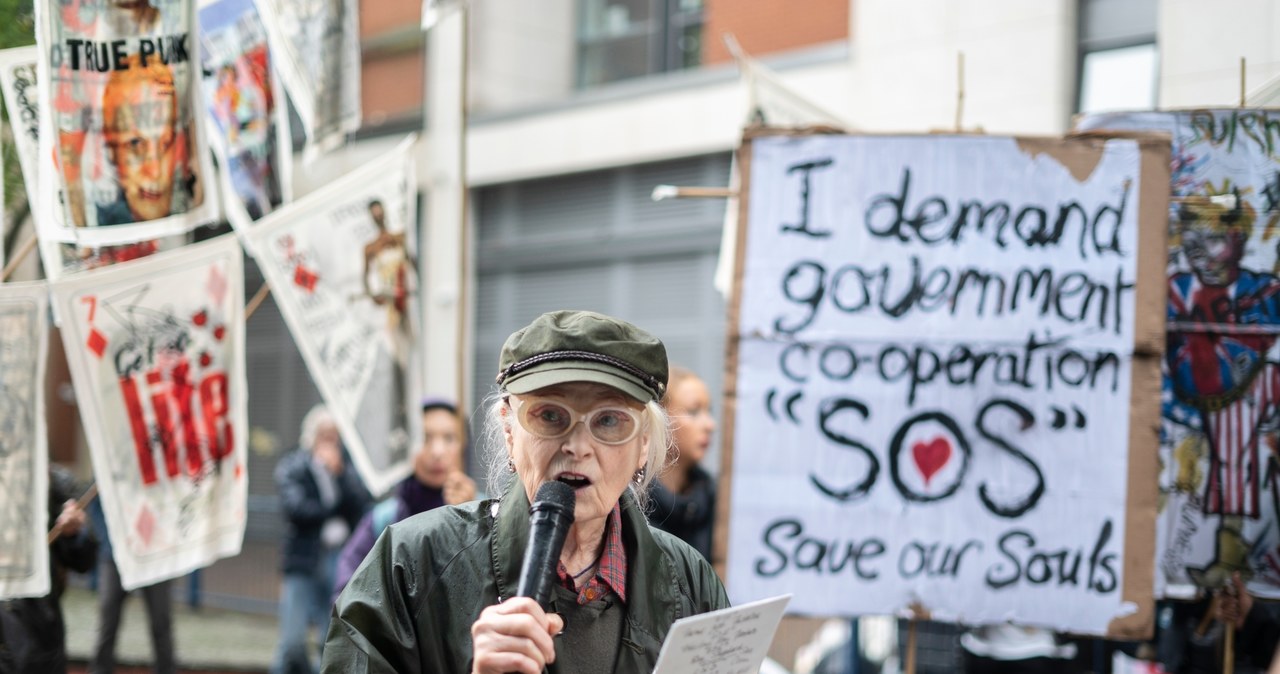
[
  {"xmin": 332, "ymin": 398, "xmax": 477, "ymax": 597},
  {"xmin": 647, "ymin": 365, "xmax": 717, "ymax": 561},
  {"xmin": 0, "ymin": 465, "xmax": 97, "ymax": 674},
  {"xmin": 324, "ymin": 310, "xmax": 729, "ymax": 673}
]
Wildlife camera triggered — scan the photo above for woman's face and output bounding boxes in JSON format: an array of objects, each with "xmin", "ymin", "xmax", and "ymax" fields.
[
  {"xmin": 414, "ymin": 408, "xmax": 464, "ymax": 489},
  {"xmin": 506, "ymin": 382, "xmax": 649, "ymax": 527},
  {"xmin": 667, "ymin": 377, "xmax": 715, "ymax": 467}
]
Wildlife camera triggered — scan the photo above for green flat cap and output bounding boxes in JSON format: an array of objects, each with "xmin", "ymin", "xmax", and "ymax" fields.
[{"xmin": 496, "ymin": 310, "xmax": 668, "ymax": 403}]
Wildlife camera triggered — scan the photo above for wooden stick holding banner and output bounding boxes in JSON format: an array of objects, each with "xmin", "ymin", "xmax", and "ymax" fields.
[
  {"xmin": 1, "ymin": 233, "xmax": 38, "ymax": 282},
  {"xmin": 955, "ymin": 51, "xmax": 965, "ymax": 132},
  {"xmin": 1226, "ymin": 622, "xmax": 1236, "ymax": 674},
  {"xmin": 46, "ymin": 483, "xmax": 98, "ymax": 544},
  {"xmin": 245, "ymin": 281, "xmax": 272, "ymax": 320},
  {"xmin": 1241, "ymin": 57, "xmax": 1247, "ymax": 108}
]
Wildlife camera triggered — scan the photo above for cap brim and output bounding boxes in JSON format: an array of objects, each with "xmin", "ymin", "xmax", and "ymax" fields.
[{"xmin": 502, "ymin": 361, "xmax": 653, "ymax": 403}]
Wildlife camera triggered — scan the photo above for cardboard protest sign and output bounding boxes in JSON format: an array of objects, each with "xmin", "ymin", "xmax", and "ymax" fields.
[
  {"xmin": 198, "ymin": 0, "xmax": 292, "ymax": 230},
  {"xmin": 52, "ymin": 235, "xmax": 247, "ymax": 590},
  {"xmin": 0, "ymin": 46, "xmax": 187, "ymax": 282},
  {"xmin": 1077, "ymin": 109, "xmax": 1280, "ymax": 599},
  {"xmin": 721, "ymin": 130, "xmax": 1167, "ymax": 637},
  {"xmin": 254, "ymin": 0, "xmax": 360, "ymax": 158},
  {"xmin": 0, "ymin": 281, "xmax": 50, "ymax": 600},
  {"xmin": 240, "ymin": 137, "xmax": 419, "ymax": 497},
  {"xmin": 33, "ymin": 0, "xmax": 218, "ymax": 247}
]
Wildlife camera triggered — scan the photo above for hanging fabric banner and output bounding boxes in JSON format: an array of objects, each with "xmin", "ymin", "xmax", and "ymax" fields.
[
  {"xmin": 1077, "ymin": 108, "xmax": 1280, "ymax": 599},
  {"xmin": 52, "ymin": 235, "xmax": 247, "ymax": 590},
  {"xmin": 198, "ymin": 0, "xmax": 292, "ymax": 231},
  {"xmin": 254, "ymin": 0, "xmax": 361, "ymax": 158},
  {"xmin": 240, "ymin": 136, "xmax": 419, "ymax": 496},
  {"xmin": 0, "ymin": 46, "xmax": 188, "ymax": 282},
  {"xmin": 33, "ymin": 0, "xmax": 219, "ymax": 247},
  {"xmin": 0, "ymin": 281, "xmax": 50, "ymax": 600}
]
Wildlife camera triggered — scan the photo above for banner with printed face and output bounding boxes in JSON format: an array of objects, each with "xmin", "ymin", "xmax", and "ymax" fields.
[
  {"xmin": 1077, "ymin": 109, "xmax": 1280, "ymax": 599},
  {"xmin": 0, "ymin": 46, "xmax": 188, "ymax": 283},
  {"xmin": 723, "ymin": 131, "xmax": 1167, "ymax": 637},
  {"xmin": 33, "ymin": 0, "xmax": 218, "ymax": 247},
  {"xmin": 52, "ymin": 235, "xmax": 246, "ymax": 590},
  {"xmin": 254, "ymin": 0, "xmax": 360, "ymax": 158},
  {"xmin": 0, "ymin": 281, "xmax": 50, "ymax": 600},
  {"xmin": 198, "ymin": 0, "xmax": 291, "ymax": 230},
  {"xmin": 240, "ymin": 137, "xmax": 418, "ymax": 497}
]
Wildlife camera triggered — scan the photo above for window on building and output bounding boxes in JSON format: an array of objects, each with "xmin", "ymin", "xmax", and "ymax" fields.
[
  {"xmin": 1076, "ymin": 0, "xmax": 1158, "ymax": 113},
  {"xmin": 577, "ymin": 0, "xmax": 704, "ymax": 88}
]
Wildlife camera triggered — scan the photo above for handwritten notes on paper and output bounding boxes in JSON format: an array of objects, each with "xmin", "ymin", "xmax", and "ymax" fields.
[{"xmin": 652, "ymin": 594, "xmax": 790, "ymax": 674}]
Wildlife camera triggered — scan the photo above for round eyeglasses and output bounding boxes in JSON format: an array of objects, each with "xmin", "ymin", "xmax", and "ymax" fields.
[{"xmin": 511, "ymin": 395, "xmax": 644, "ymax": 445}]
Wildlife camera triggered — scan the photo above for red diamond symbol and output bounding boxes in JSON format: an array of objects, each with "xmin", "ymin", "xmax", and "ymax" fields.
[
  {"xmin": 293, "ymin": 265, "xmax": 319, "ymax": 292},
  {"xmin": 86, "ymin": 329, "xmax": 108, "ymax": 359},
  {"xmin": 135, "ymin": 506, "xmax": 156, "ymax": 547}
]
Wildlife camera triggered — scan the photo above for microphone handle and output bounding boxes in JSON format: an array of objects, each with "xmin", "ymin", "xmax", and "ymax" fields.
[{"xmin": 516, "ymin": 509, "xmax": 572, "ymax": 605}]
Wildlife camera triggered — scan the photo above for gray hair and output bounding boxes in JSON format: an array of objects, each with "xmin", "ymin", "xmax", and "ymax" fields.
[
  {"xmin": 478, "ymin": 391, "xmax": 673, "ymax": 512},
  {"xmin": 298, "ymin": 403, "xmax": 336, "ymax": 450}
]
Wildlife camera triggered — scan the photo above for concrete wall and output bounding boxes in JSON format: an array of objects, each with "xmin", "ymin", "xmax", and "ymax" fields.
[
  {"xmin": 847, "ymin": 0, "xmax": 1077, "ymax": 135},
  {"xmin": 1159, "ymin": 0, "xmax": 1280, "ymax": 107}
]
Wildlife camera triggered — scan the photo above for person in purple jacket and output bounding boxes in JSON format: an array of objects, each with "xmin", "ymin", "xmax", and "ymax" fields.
[{"xmin": 333, "ymin": 398, "xmax": 477, "ymax": 597}]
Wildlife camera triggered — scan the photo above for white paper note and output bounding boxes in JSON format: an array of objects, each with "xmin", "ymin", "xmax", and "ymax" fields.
[{"xmin": 652, "ymin": 594, "xmax": 791, "ymax": 674}]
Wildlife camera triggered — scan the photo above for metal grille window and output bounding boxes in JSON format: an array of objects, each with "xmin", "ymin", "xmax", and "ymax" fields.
[{"xmin": 577, "ymin": 0, "xmax": 705, "ymax": 88}]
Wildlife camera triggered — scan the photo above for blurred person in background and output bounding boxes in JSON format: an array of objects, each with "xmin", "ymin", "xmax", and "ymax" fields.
[
  {"xmin": 273, "ymin": 405, "xmax": 370, "ymax": 674},
  {"xmin": 0, "ymin": 464, "xmax": 97, "ymax": 674},
  {"xmin": 88, "ymin": 499, "xmax": 175, "ymax": 674},
  {"xmin": 647, "ymin": 365, "xmax": 717, "ymax": 561},
  {"xmin": 332, "ymin": 397, "xmax": 477, "ymax": 597}
]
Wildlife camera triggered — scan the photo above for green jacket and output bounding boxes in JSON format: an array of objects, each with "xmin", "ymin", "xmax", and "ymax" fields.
[{"xmin": 322, "ymin": 484, "xmax": 730, "ymax": 673}]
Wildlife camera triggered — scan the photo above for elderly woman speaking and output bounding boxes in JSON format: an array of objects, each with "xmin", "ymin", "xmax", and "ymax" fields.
[{"xmin": 323, "ymin": 310, "xmax": 729, "ymax": 673}]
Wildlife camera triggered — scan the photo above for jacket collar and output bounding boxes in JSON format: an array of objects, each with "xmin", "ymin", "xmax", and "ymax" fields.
[{"xmin": 489, "ymin": 484, "xmax": 683, "ymax": 653}]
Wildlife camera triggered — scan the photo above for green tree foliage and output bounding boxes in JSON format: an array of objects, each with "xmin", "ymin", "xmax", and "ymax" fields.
[{"xmin": 0, "ymin": 0, "xmax": 34, "ymax": 256}]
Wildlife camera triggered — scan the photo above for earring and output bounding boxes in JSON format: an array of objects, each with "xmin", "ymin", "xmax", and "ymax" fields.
[
  {"xmin": 507, "ymin": 459, "xmax": 516, "ymax": 473},
  {"xmin": 633, "ymin": 468, "xmax": 645, "ymax": 485}
]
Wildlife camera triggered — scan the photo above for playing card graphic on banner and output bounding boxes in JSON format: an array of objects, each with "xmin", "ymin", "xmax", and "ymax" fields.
[
  {"xmin": 0, "ymin": 46, "xmax": 188, "ymax": 283},
  {"xmin": 34, "ymin": 0, "xmax": 219, "ymax": 246},
  {"xmin": 255, "ymin": 0, "xmax": 360, "ymax": 158},
  {"xmin": 0, "ymin": 281, "xmax": 51, "ymax": 600},
  {"xmin": 240, "ymin": 136, "xmax": 419, "ymax": 496},
  {"xmin": 1077, "ymin": 109, "xmax": 1280, "ymax": 600},
  {"xmin": 198, "ymin": 0, "xmax": 292, "ymax": 230},
  {"xmin": 52, "ymin": 235, "xmax": 247, "ymax": 590}
]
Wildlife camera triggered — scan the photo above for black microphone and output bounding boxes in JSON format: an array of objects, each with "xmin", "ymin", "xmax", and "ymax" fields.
[{"xmin": 515, "ymin": 481, "xmax": 576, "ymax": 606}]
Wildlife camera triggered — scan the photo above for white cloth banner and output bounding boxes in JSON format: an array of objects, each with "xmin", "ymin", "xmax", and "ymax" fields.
[
  {"xmin": 240, "ymin": 136, "xmax": 420, "ymax": 496},
  {"xmin": 52, "ymin": 235, "xmax": 247, "ymax": 590},
  {"xmin": 0, "ymin": 46, "xmax": 188, "ymax": 283},
  {"xmin": 198, "ymin": 0, "xmax": 293, "ymax": 231},
  {"xmin": 1078, "ymin": 108, "xmax": 1280, "ymax": 600},
  {"xmin": 0, "ymin": 281, "xmax": 51, "ymax": 600},
  {"xmin": 33, "ymin": 0, "xmax": 219, "ymax": 246},
  {"xmin": 255, "ymin": 0, "xmax": 361, "ymax": 158},
  {"xmin": 728, "ymin": 134, "xmax": 1146, "ymax": 634}
]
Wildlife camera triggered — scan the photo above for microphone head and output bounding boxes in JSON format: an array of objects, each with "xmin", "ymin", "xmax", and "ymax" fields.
[{"xmin": 531, "ymin": 480, "xmax": 576, "ymax": 519}]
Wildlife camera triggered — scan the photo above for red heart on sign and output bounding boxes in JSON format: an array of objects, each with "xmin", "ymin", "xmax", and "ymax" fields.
[{"xmin": 912, "ymin": 436, "xmax": 951, "ymax": 487}]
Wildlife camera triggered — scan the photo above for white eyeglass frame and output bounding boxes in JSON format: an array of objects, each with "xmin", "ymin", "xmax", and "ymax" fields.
[{"xmin": 509, "ymin": 395, "xmax": 645, "ymax": 445}]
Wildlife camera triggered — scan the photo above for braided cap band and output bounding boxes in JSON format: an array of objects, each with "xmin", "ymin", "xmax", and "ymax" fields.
[{"xmin": 496, "ymin": 311, "xmax": 668, "ymax": 403}]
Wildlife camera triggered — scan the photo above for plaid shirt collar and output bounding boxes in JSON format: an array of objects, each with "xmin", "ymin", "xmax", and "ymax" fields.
[{"xmin": 555, "ymin": 503, "xmax": 627, "ymax": 605}]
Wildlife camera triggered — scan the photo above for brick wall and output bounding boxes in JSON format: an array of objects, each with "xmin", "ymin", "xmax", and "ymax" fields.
[{"xmin": 702, "ymin": 0, "xmax": 850, "ymax": 65}]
